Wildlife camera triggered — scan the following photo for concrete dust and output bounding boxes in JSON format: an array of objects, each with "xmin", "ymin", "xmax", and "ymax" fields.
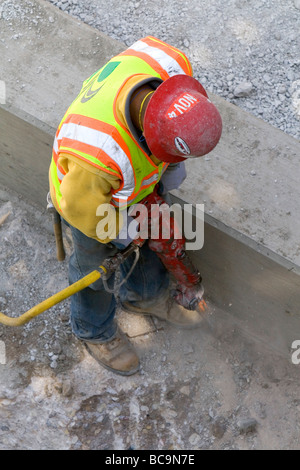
[{"xmin": 0, "ymin": 187, "xmax": 300, "ymax": 450}]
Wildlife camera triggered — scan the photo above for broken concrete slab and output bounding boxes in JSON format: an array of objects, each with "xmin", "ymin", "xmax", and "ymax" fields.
[
  {"xmin": 172, "ymin": 195, "xmax": 300, "ymax": 357},
  {"xmin": 0, "ymin": 0, "xmax": 124, "ymax": 129},
  {"xmin": 0, "ymin": 105, "xmax": 53, "ymax": 207},
  {"xmin": 173, "ymin": 95, "xmax": 300, "ymax": 266}
]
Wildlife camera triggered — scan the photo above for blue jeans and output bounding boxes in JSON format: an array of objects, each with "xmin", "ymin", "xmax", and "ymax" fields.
[{"xmin": 65, "ymin": 222, "xmax": 169, "ymax": 343}]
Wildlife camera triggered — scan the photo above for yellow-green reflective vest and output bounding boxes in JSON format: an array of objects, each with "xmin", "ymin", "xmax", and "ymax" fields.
[{"xmin": 50, "ymin": 36, "xmax": 192, "ymax": 210}]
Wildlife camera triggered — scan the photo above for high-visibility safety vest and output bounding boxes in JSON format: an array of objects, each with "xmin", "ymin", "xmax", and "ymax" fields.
[{"xmin": 50, "ymin": 36, "xmax": 192, "ymax": 210}]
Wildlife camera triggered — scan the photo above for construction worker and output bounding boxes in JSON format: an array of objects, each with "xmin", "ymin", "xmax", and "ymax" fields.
[{"xmin": 49, "ymin": 36, "xmax": 222, "ymax": 376}]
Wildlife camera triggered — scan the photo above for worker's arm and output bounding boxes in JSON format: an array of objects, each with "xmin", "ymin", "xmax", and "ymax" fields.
[
  {"xmin": 50, "ymin": 153, "xmax": 124, "ymax": 243},
  {"xmin": 158, "ymin": 162, "xmax": 187, "ymax": 195}
]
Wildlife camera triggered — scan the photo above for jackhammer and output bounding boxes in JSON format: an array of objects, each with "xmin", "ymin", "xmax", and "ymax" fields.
[
  {"xmin": 0, "ymin": 186, "xmax": 207, "ymax": 327},
  {"xmin": 132, "ymin": 185, "xmax": 206, "ymax": 312}
]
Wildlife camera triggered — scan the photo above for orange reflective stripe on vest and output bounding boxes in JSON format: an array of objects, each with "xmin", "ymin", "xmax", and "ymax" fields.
[{"xmin": 119, "ymin": 36, "xmax": 192, "ymax": 80}]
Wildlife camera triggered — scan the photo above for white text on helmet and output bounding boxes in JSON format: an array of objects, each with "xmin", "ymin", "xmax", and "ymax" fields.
[{"xmin": 166, "ymin": 93, "xmax": 199, "ymax": 120}]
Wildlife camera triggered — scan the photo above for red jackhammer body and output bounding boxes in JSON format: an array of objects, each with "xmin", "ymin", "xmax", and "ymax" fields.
[{"xmin": 131, "ymin": 185, "xmax": 205, "ymax": 312}]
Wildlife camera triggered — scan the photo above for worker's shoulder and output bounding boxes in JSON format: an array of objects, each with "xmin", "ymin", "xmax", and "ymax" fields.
[{"xmin": 59, "ymin": 152, "xmax": 121, "ymax": 181}]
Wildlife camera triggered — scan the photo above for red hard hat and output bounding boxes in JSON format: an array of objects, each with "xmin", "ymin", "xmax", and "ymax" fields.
[{"xmin": 143, "ymin": 75, "xmax": 222, "ymax": 163}]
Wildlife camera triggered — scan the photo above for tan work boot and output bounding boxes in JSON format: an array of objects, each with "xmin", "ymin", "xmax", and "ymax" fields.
[
  {"xmin": 85, "ymin": 328, "xmax": 140, "ymax": 376},
  {"xmin": 121, "ymin": 290, "xmax": 205, "ymax": 328}
]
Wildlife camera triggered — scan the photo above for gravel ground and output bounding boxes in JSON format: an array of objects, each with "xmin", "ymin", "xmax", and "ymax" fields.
[{"xmin": 44, "ymin": 0, "xmax": 300, "ymax": 140}]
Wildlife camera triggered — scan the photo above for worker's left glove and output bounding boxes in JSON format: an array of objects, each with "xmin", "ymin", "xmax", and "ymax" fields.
[{"xmin": 158, "ymin": 162, "xmax": 187, "ymax": 196}]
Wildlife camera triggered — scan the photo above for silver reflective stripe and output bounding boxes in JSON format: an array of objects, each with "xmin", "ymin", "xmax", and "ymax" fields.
[
  {"xmin": 53, "ymin": 136, "xmax": 58, "ymax": 154},
  {"xmin": 130, "ymin": 40, "xmax": 185, "ymax": 77},
  {"xmin": 112, "ymin": 173, "xmax": 159, "ymax": 207},
  {"xmin": 53, "ymin": 138, "xmax": 64, "ymax": 180},
  {"xmin": 113, "ymin": 189, "xmax": 152, "ymax": 207},
  {"xmin": 141, "ymin": 173, "xmax": 158, "ymax": 188},
  {"xmin": 111, "ymin": 197, "xmax": 129, "ymax": 207},
  {"xmin": 57, "ymin": 167, "xmax": 65, "ymax": 181},
  {"xmin": 57, "ymin": 122, "xmax": 135, "ymax": 197}
]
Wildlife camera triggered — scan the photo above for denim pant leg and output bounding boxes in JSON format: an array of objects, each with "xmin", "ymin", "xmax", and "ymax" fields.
[
  {"xmin": 65, "ymin": 223, "xmax": 169, "ymax": 341},
  {"xmin": 67, "ymin": 224, "xmax": 118, "ymax": 343},
  {"xmin": 119, "ymin": 241, "xmax": 170, "ymax": 304}
]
